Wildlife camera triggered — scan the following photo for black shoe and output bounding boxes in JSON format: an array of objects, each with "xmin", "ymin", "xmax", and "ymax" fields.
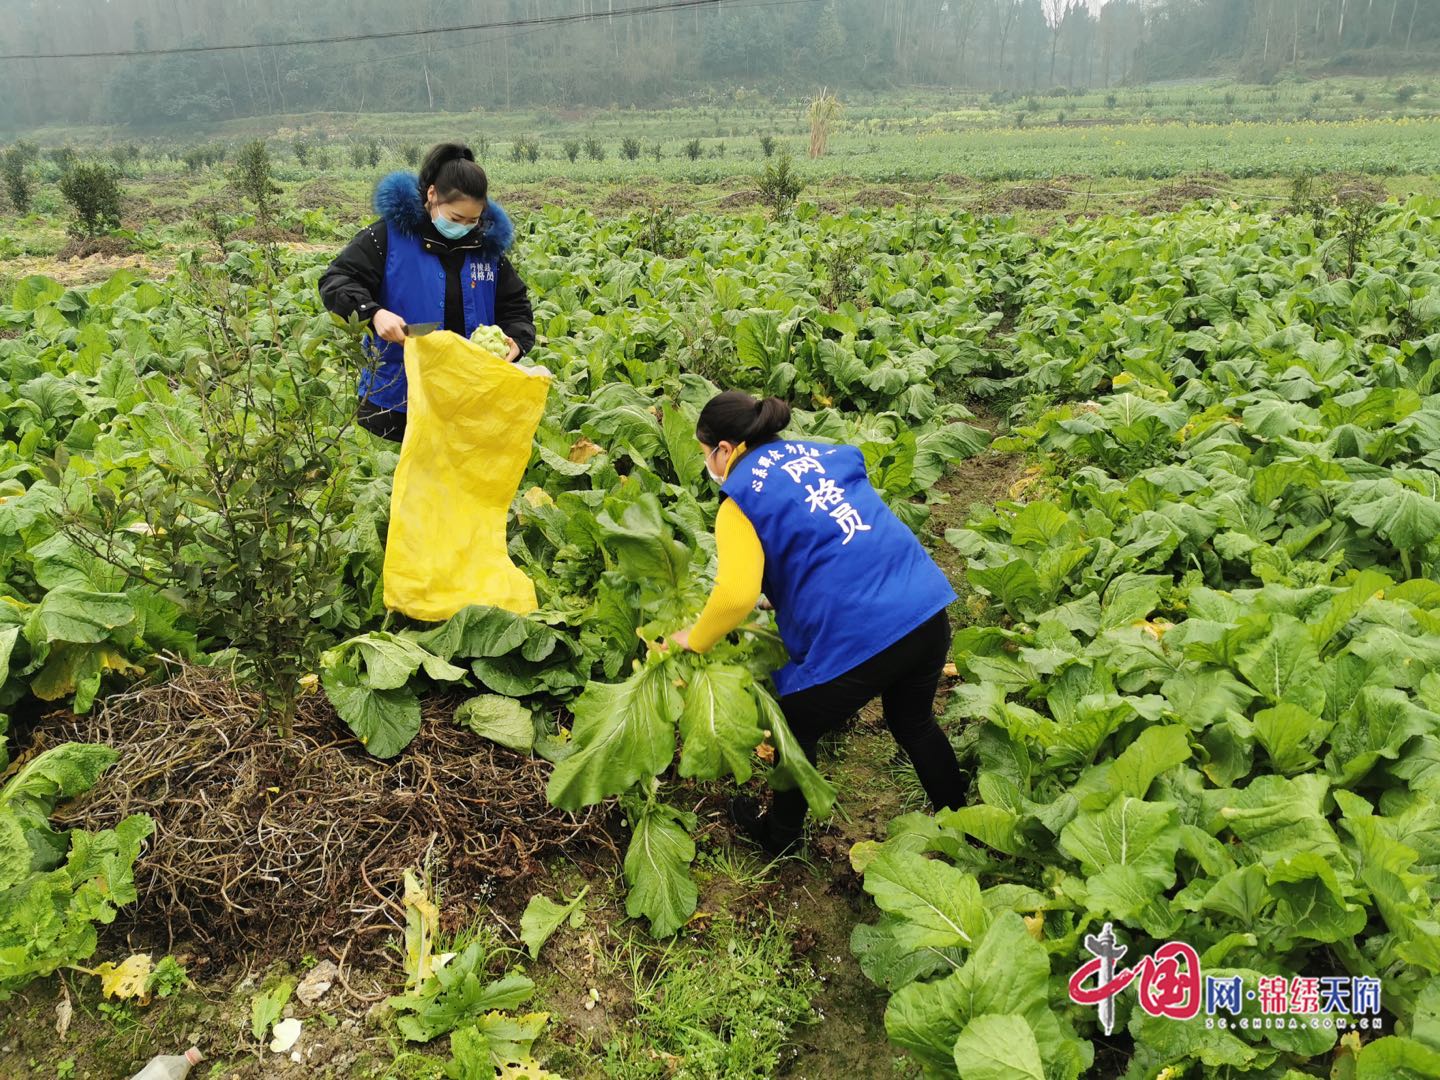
[{"xmin": 728, "ymin": 795, "xmax": 801, "ymax": 859}]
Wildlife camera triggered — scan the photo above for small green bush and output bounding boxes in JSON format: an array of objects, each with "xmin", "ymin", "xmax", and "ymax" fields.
[
  {"xmin": 58, "ymin": 162, "xmax": 122, "ymax": 238},
  {"xmin": 757, "ymin": 151, "xmax": 803, "ymax": 217},
  {"xmin": 230, "ymin": 140, "xmax": 282, "ymax": 227},
  {"xmin": 48, "ymin": 146, "xmax": 77, "ymax": 173},
  {"xmin": 1, "ymin": 145, "xmax": 34, "ymax": 214}
]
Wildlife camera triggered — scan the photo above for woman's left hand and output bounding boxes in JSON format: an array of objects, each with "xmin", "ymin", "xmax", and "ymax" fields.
[
  {"xmin": 667, "ymin": 629, "xmax": 693, "ymax": 652},
  {"xmin": 505, "ymin": 336, "xmax": 521, "ymax": 363}
]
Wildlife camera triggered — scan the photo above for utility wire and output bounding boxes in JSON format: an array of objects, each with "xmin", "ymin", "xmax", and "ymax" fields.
[
  {"xmin": 0, "ymin": 0, "xmax": 812, "ymax": 62},
  {"xmin": 293, "ymin": 0, "xmax": 817, "ymax": 76}
]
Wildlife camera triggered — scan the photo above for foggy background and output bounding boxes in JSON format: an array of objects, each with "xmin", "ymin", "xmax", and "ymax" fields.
[{"xmin": 0, "ymin": 0, "xmax": 1436, "ymax": 129}]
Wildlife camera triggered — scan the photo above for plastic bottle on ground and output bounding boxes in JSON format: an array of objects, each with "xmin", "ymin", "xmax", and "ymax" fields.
[{"xmin": 129, "ymin": 1047, "xmax": 203, "ymax": 1080}]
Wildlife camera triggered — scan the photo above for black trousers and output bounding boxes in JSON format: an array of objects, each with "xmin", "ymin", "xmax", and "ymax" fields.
[
  {"xmin": 770, "ymin": 609, "xmax": 964, "ymax": 840},
  {"xmin": 357, "ymin": 400, "xmax": 406, "ymax": 443}
]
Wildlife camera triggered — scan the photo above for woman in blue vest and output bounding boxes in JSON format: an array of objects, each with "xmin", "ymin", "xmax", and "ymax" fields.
[
  {"xmin": 319, "ymin": 142, "xmax": 536, "ymax": 442},
  {"xmin": 671, "ymin": 391, "xmax": 968, "ymax": 855}
]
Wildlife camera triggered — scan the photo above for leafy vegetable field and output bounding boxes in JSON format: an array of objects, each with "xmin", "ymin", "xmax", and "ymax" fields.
[
  {"xmin": 857, "ymin": 196, "xmax": 1440, "ymax": 1078},
  {"xmin": 3, "ymin": 187, "xmax": 1440, "ymax": 1077}
]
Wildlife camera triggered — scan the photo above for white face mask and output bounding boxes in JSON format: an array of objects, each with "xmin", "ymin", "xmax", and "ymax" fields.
[
  {"xmin": 431, "ymin": 212, "xmax": 475, "ymax": 240},
  {"xmin": 705, "ymin": 445, "xmax": 728, "ymax": 484}
]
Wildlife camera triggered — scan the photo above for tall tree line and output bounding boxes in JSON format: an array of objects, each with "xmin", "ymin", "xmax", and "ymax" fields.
[
  {"xmin": 1139, "ymin": 0, "xmax": 1440, "ymax": 80},
  {"xmin": 0, "ymin": 0, "xmax": 1435, "ymax": 129}
]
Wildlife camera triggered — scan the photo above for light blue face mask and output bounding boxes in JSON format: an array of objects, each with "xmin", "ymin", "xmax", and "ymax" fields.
[{"xmin": 432, "ymin": 213, "xmax": 476, "ymax": 240}]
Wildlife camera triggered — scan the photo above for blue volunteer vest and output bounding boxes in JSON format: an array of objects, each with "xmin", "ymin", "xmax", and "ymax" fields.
[
  {"xmin": 359, "ymin": 228, "xmax": 500, "ymax": 412},
  {"xmin": 721, "ymin": 440, "xmax": 955, "ymax": 696}
]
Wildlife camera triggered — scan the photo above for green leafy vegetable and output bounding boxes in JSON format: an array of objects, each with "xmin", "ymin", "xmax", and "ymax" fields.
[
  {"xmin": 545, "ymin": 660, "xmax": 681, "ymax": 811},
  {"xmin": 386, "ymin": 942, "xmax": 535, "ymax": 1043},
  {"xmin": 469, "ymin": 324, "xmax": 510, "ymax": 356},
  {"xmin": 250, "ymin": 978, "xmax": 295, "ymax": 1042},
  {"xmin": 622, "ymin": 799, "xmax": 698, "ymax": 938},
  {"xmin": 519, "ymin": 886, "xmax": 588, "ymax": 960},
  {"xmin": 455, "ymin": 695, "xmax": 534, "ymax": 753}
]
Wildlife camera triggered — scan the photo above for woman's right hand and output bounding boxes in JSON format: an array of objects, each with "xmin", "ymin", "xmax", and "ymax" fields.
[{"xmin": 372, "ymin": 308, "xmax": 407, "ymax": 344}]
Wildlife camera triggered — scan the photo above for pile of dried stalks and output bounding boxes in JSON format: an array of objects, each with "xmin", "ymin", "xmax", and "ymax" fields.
[{"xmin": 38, "ymin": 663, "xmax": 608, "ymax": 964}]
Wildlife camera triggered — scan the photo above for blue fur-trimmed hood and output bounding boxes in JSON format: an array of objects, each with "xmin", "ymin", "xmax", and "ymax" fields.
[{"xmin": 373, "ymin": 170, "xmax": 514, "ymax": 258}]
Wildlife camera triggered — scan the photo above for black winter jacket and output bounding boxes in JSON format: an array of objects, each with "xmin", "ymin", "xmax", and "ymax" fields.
[
  {"xmin": 319, "ymin": 214, "xmax": 536, "ymax": 442},
  {"xmin": 319, "ymin": 220, "xmax": 536, "ymax": 354}
]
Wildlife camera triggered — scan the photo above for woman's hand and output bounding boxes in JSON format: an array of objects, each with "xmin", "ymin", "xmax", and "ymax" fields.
[
  {"xmin": 666, "ymin": 628, "xmax": 694, "ymax": 652},
  {"xmin": 372, "ymin": 308, "xmax": 407, "ymax": 345},
  {"xmin": 505, "ymin": 336, "xmax": 521, "ymax": 362}
]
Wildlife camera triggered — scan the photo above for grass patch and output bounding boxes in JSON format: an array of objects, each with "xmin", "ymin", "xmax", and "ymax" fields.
[{"xmin": 598, "ymin": 911, "xmax": 820, "ymax": 1080}]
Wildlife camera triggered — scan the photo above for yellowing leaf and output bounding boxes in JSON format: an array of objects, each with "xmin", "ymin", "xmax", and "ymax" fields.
[
  {"xmin": 496, "ymin": 1058, "xmax": 568, "ymax": 1080},
  {"xmin": 94, "ymin": 953, "xmax": 154, "ymax": 1003},
  {"xmin": 1007, "ymin": 465, "xmax": 1046, "ymax": 500},
  {"xmin": 849, "ymin": 840, "xmax": 884, "ymax": 875},
  {"xmin": 1022, "ymin": 913, "xmax": 1045, "ymax": 940},
  {"xmin": 101, "ymin": 650, "xmax": 145, "ymax": 675},
  {"xmin": 522, "ymin": 486, "xmax": 554, "ymax": 509},
  {"xmin": 31, "ymin": 644, "xmax": 144, "ymax": 702},
  {"xmin": 567, "ymin": 436, "xmax": 604, "ymax": 464},
  {"xmin": 402, "ymin": 869, "xmax": 441, "ymax": 990}
]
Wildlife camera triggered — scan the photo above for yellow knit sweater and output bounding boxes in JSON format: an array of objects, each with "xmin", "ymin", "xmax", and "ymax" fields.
[
  {"xmin": 689, "ymin": 499, "xmax": 765, "ymax": 651},
  {"xmin": 688, "ymin": 445, "xmax": 766, "ymax": 651}
]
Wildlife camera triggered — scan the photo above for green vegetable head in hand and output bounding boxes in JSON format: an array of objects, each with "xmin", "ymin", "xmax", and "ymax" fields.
[{"xmin": 470, "ymin": 322, "xmax": 518, "ymax": 361}]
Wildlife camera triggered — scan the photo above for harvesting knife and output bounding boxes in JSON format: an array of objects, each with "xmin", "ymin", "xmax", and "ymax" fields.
[{"xmin": 402, "ymin": 322, "xmax": 441, "ymax": 337}]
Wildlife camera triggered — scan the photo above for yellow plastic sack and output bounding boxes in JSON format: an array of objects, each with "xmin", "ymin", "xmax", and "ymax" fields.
[{"xmin": 383, "ymin": 331, "xmax": 551, "ymax": 621}]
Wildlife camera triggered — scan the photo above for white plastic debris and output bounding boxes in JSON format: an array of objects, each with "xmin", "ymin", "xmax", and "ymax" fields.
[
  {"xmin": 269, "ymin": 1018, "xmax": 303, "ymax": 1053},
  {"xmin": 129, "ymin": 1048, "xmax": 202, "ymax": 1080}
]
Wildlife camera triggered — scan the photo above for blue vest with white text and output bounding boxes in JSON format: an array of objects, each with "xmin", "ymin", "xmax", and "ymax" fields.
[
  {"xmin": 721, "ymin": 440, "xmax": 955, "ymax": 696},
  {"xmin": 359, "ymin": 228, "xmax": 499, "ymax": 412}
]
